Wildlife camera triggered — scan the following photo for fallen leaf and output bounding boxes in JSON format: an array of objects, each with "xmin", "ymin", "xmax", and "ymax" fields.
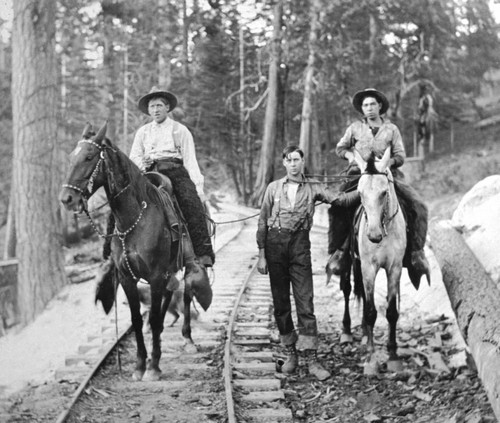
[
  {"xmin": 427, "ymin": 352, "xmax": 450, "ymax": 373},
  {"xmin": 413, "ymin": 390, "xmax": 432, "ymax": 402},
  {"xmin": 363, "ymin": 412, "xmax": 382, "ymax": 422}
]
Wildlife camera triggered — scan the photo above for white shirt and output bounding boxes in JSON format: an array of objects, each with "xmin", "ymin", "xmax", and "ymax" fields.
[{"xmin": 129, "ymin": 117, "xmax": 205, "ymax": 197}]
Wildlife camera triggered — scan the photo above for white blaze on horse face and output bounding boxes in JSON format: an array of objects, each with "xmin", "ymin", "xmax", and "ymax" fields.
[
  {"xmin": 359, "ymin": 174, "xmax": 387, "ymax": 243},
  {"xmin": 72, "ymin": 146, "xmax": 82, "ymax": 157}
]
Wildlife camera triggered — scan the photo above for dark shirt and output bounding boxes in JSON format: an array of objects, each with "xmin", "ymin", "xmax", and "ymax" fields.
[{"xmin": 256, "ymin": 175, "xmax": 337, "ymax": 249}]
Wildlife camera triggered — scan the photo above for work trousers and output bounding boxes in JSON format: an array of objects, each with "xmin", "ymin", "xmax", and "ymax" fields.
[
  {"xmin": 265, "ymin": 228, "xmax": 318, "ymax": 350},
  {"xmin": 153, "ymin": 161, "xmax": 215, "ymax": 264}
]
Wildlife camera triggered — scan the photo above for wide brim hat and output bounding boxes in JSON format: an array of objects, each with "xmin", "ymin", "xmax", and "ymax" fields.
[
  {"xmin": 352, "ymin": 88, "xmax": 389, "ymax": 115},
  {"xmin": 138, "ymin": 87, "xmax": 178, "ymax": 115}
]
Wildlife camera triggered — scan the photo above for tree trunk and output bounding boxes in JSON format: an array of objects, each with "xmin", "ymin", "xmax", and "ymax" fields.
[
  {"xmin": 12, "ymin": 0, "xmax": 67, "ymax": 324},
  {"xmin": 103, "ymin": 18, "xmax": 119, "ymax": 144},
  {"xmin": 3, "ymin": 185, "xmax": 15, "ymax": 259},
  {"xmin": 429, "ymin": 220, "xmax": 500, "ymax": 421},
  {"xmin": 299, "ymin": 0, "xmax": 320, "ymax": 175},
  {"xmin": 251, "ymin": 0, "xmax": 283, "ymax": 206},
  {"xmin": 182, "ymin": 0, "xmax": 189, "ymax": 79},
  {"xmin": 368, "ymin": 13, "xmax": 377, "ymax": 80}
]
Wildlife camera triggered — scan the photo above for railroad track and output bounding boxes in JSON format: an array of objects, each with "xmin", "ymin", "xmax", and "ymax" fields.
[{"xmin": 53, "ymin": 210, "xmax": 301, "ymax": 423}]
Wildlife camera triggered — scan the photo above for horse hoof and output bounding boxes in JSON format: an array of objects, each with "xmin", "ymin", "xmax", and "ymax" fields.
[
  {"xmin": 184, "ymin": 341, "xmax": 198, "ymax": 354},
  {"xmin": 363, "ymin": 359, "xmax": 379, "ymax": 376},
  {"xmin": 387, "ymin": 359, "xmax": 403, "ymax": 373},
  {"xmin": 361, "ymin": 336, "xmax": 369, "ymax": 345},
  {"xmin": 143, "ymin": 369, "xmax": 161, "ymax": 381},
  {"xmin": 340, "ymin": 334, "xmax": 353, "ymax": 345},
  {"xmin": 132, "ymin": 371, "xmax": 144, "ymax": 381}
]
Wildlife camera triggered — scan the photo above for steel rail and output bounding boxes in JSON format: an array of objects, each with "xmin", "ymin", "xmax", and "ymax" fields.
[
  {"xmin": 53, "ymin": 211, "xmax": 248, "ymax": 423},
  {"xmin": 223, "ymin": 258, "xmax": 259, "ymax": 423}
]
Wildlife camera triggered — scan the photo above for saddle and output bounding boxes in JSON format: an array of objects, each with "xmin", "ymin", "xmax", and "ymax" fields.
[{"xmin": 144, "ymin": 171, "xmax": 181, "ymax": 241}]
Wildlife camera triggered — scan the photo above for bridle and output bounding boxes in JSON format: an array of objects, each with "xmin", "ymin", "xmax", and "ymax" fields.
[
  {"xmin": 360, "ymin": 170, "xmax": 400, "ymax": 238},
  {"xmin": 62, "ymin": 139, "xmax": 106, "ymax": 198},
  {"xmin": 62, "ymin": 137, "xmax": 146, "ymax": 281}
]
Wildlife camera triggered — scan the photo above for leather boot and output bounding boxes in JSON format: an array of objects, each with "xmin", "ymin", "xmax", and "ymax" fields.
[
  {"xmin": 198, "ymin": 254, "xmax": 213, "ymax": 268},
  {"xmin": 410, "ymin": 249, "xmax": 431, "ymax": 287},
  {"xmin": 305, "ymin": 349, "xmax": 331, "ymax": 381},
  {"xmin": 183, "ymin": 233, "xmax": 212, "ymax": 311},
  {"xmin": 326, "ymin": 249, "xmax": 348, "ymax": 277},
  {"xmin": 281, "ymin": 344, "xmax": 298, "ymax": 374}
]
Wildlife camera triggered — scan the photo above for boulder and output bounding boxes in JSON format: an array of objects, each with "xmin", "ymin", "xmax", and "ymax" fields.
[{"xmin": 451, "ymin": 175, "xmax": 500, "ymax": 284}]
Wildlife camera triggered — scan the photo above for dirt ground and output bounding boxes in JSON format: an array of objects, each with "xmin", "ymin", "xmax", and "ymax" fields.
[{"xmin": 1, "ymin": 133, "xmax": 500, "ymax": 422}]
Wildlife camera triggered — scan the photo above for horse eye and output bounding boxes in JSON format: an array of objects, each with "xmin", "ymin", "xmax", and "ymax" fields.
[{"xmin": 85, "ymin": 154, "xmax": 93, "ymax": 161}]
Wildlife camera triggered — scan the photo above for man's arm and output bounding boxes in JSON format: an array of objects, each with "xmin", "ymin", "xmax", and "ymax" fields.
[
  {"xmin": 336, "ymin": 124, "xmax": 355, "ymax": 162},
  {"xmin": 390, "ymin": 126, "xmax": 406, "ymax": 168},
  {"xmin": 256, "ymin": 184, "xmax": 274, "ymax": 275},
  {"xmin": 177, "ymin": 125, "xmax": 205, "ymax": 198}
]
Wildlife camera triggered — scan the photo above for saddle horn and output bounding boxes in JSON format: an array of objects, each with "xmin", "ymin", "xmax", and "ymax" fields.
[
  {"xmin": 94, "ymin": 121, "xmax": 108, "ymax": 144},
  {"xmin": 81, "ymin": 122, "xmax": 93, "ymax": 139}
]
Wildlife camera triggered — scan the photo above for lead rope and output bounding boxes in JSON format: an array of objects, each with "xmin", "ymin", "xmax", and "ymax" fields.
[{"xmin": 114, "ymin": 275, "xmax": 122, "ymax": 375}]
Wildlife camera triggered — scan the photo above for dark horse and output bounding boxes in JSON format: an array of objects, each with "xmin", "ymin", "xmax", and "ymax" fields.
[
  {"xmin": 333, "ymin": 148, "xmax": 406, "ymax": 375},
  {"xmin": 59, "ymin": 122, "xmax": 204, "ymax": 381}
]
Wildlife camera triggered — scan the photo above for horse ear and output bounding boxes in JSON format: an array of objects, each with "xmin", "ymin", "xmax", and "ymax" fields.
[
  {"xmin": 82, "ymin": 122, "xmax": 93, "ymax": 139},
  {"xmin": 353, "ymin": 149, "xmax": 367, "ymax": 173},
  {"xmin": 94, "ymin": 121, "xmax": 108, "ymax": 144},
  {"xmin": 375, "ymin": 147, "xmax": 391, "ymax": 173}
]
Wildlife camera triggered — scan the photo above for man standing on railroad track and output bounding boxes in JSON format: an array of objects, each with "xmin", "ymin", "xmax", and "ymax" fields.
[{"xmin": 256, "ymin": 145, "xmax": 357, "ymax": 381}]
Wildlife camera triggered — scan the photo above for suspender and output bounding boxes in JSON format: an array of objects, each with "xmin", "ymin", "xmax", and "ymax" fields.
[{"xmin": 270, "ymin": 179, "xmax": 312, "ymax": 232}]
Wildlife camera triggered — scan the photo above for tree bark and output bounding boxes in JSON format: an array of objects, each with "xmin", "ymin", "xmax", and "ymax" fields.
[
  {"xmin": 3, "ymin": 185, "xmax": 15, "ymax": 259},
  {"xmin": 429, "ymin": 220, "xmax": 500, "ymax": 421},
  {"xmin": 299, "ymin": 0, "xmax": 320, "ymax": 175},
  {"xmin": 12, "ymin": 0, "xmax": 67, "ymax": 324},
  {"xmin": 251, "ymin": 0, "xmax": 283, "ymax": 206}
]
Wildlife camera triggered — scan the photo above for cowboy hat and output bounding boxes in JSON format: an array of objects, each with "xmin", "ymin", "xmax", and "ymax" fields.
[
  {"xmin": 352, "ymin": 88, "xmax": 389, "ymax": 115},
  {"xmin": 138, "ymin": 87, "xmax": 178, "ymax": 115}
]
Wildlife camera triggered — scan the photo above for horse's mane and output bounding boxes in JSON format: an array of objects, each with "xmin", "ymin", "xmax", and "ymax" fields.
[
  {"xmin": 365, "ymin": 152, "xmax": 381, "ymax": 175},
  {"xmin": 104, "ymin": 139, "xmax": 162, "ymax": 206}
]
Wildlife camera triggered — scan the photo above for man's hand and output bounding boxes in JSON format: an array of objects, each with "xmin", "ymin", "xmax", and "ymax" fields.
[
  {"xmin": 257, "ymin": 256, "xmax": 268, "ymax": 274},
  {"xmin": 345, "ymin": 151, "xmax": 354, "ymax": 164},
  {"xmin": 142, "ymin": 154, "xmax": 154, "ymax": 170}
]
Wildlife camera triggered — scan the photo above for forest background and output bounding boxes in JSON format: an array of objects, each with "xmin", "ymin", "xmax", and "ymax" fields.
[{"xmin": 0, "ymin": 0, "xmax": 499, "ymax": 327}]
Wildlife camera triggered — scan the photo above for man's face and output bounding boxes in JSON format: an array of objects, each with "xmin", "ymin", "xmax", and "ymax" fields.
[
  {"xmin": 283, "ymin": 151, "xmax": 304, "ymax": 178},
  {"xmin": 148, "ymin": 98, "xmax": 169, "ymax": 123},
  {"xmin": 361, "ymin": 96, "xmax": 381, "ymax": 119}
]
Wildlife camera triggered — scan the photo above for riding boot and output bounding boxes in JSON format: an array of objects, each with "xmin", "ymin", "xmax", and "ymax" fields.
[
  {"xmin": 408, "ymin": 249, "xmax": 431, "ymax": 288},
  {"xmin": 281, "ymin": 343, "xmax": 298, "ymax": 375},
  {"xmin": 326, "ymin": 237, "xmax": 350, "ymax": 278},
  {"xmin": 182, "ymin": 233, "xmax": 212, "ymax": 311},
  {"xmin": 305, "ymin": 349, "xmax": 331, "ymax": 381}
]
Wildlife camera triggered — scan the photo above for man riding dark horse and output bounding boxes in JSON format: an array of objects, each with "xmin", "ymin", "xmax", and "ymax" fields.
[
  {"xmin": 98, "ymin": 88, "xmax": 214, "ymax": 310},
  {"xmin": 130, "ymin": 87, "xmax": 215, "ymax": 268},
  {"xmin": 327, "ymin": 88, "xmax": 430, "ymax": 288}
]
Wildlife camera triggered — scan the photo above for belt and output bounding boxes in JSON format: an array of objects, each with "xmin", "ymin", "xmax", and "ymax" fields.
[
  {"xmin": 268, "ymin": 227, "xmax": 308, "ymax": 234},
  {"xmin": 156, "ymin": 158, "xmax": 183, "ymax": 165}
]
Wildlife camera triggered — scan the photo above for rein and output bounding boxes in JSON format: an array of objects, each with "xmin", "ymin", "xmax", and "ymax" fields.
[
  {"xmin": 64, "ymin": 138, "xmax": 147, "ymax": 282},
  {"xmin": 361, "ymin": 171, "xmax": 400, "ymax": 238}
]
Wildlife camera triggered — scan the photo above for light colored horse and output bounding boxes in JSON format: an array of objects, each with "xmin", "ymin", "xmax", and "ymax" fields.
[{"xmin": 353, "ymin": 147, "xmax": 407, "ymax": 374}]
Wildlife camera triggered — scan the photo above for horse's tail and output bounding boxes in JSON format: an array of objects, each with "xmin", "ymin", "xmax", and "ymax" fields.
[{"xmin": 95, "ymin": 258, "xmax": 116, "ymax": 314}]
